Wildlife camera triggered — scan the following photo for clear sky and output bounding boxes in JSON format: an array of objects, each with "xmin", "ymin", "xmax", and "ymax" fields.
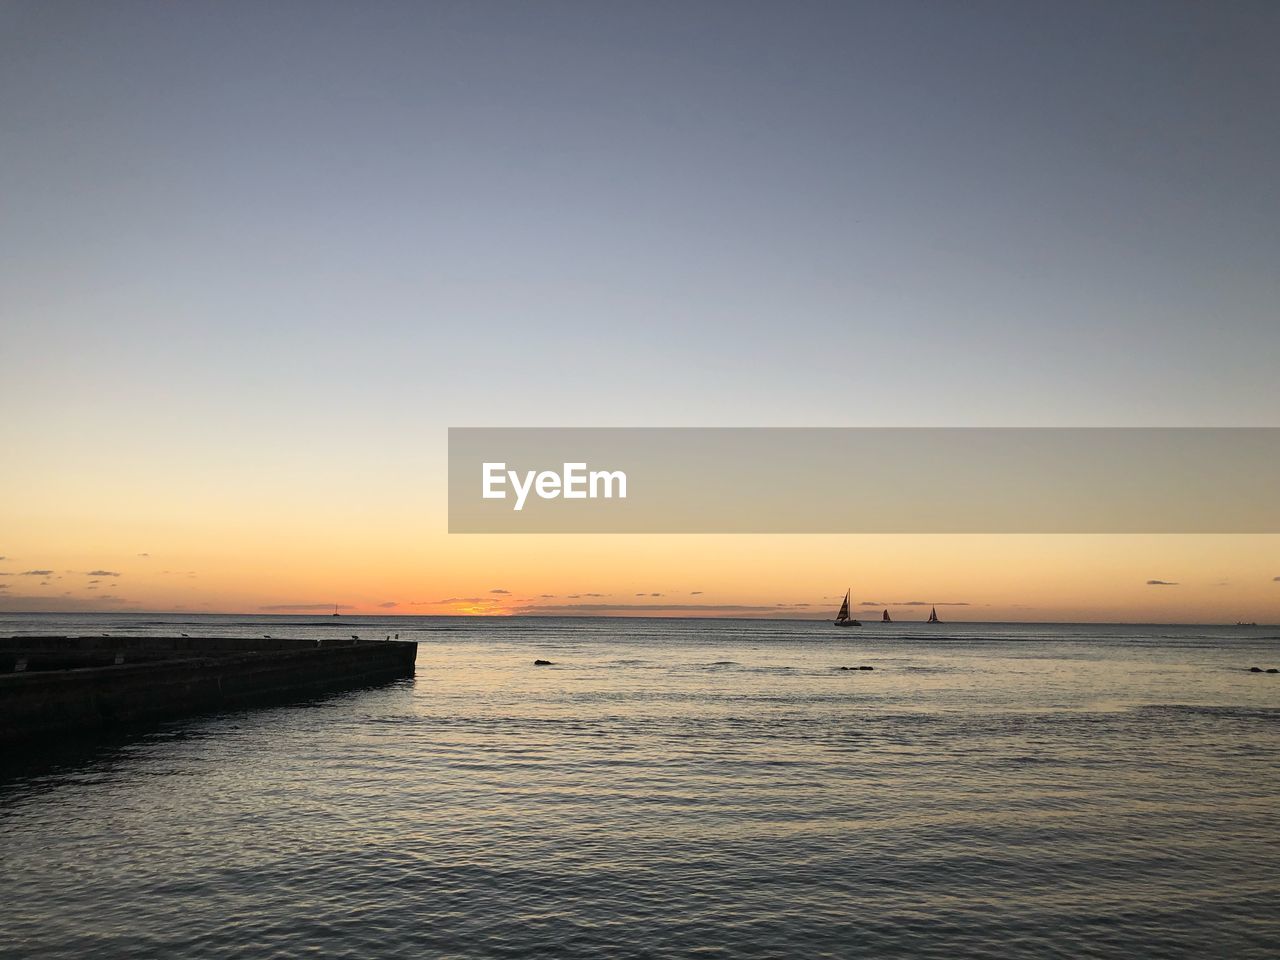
[{"xmin": 2, "ymin": 1, "xmax": 1277, "ymax": 620}]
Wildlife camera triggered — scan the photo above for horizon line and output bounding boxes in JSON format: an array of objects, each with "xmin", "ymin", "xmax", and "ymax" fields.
[{"xmin": 0, "ymin": 609, "xmax": 1274, "ymax": 628}]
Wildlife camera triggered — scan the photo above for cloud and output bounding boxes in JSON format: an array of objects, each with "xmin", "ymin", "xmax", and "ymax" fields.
[
  {"xmin": 690, "ymin": 591, "xmax": 703, "ymax": 595},
  {"xmin": 1146, "ymin": 580, "xmax": 1179, "ymax": 586},
  {"xmin": 20, "ymin": 570, "xmax": 54, "ymax": 576},
  {"xmin": 435, "ymin": 597, "xmax": 497, "ymax": 605},
  {"xmin": 489, "ymin": 588, "xmax": 510, "ymax": 594},
  {"xmin": 1274, "ymin": 576, "xmax": 1280, "ymax": 582},
  {"xmin": 538, "ymin": 594, "xmax": 557, "ymax": 599},
  {"xmin": 137, "ymin": 553, "xmax": 150, "ymax": 558},
  {"xmin": 0, "ymin": 594, "xmax": 135, "ymax": 611},
  {"xmin": 512, "ymin": 602, "xmax": 811, "ymax": 615},
  {"xmin": 377, "ymin": 601, "xmax": 399, "ymax": 608},
  {"xmin": 86, "ymin": 570, "xmax": 121, "ymax": 577},
  {"xmin": 634, "ymin": 592, "xmax": 664, "ymax": 597},
  {"xmin": 861, "ymin": 600, "xmax": 969, "ymax": 607},
  {"xmin": 260, "ymin": 603, "xmax": 355, "ymax": 611}
]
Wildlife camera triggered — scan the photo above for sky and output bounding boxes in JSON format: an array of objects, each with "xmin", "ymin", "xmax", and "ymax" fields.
[{"xmin": 1, "ymin": 1, "xmax": 1277, "ymax": 621}]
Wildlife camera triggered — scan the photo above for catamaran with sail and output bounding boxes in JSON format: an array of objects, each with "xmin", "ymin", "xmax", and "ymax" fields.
[
  {"xmin": 927, "ymin": 606, "xmax": 940, "ymax": 623},
  {"xmin": 882, "ymin": 609, "xmax": 891, "ymax": 622},
  {"xmin": 834, "ymin": 589, "xmax": 861, "ymax": 627}
]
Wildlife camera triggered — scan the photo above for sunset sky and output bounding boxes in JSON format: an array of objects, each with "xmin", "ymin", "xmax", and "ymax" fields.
[{"xmin": 2, "ymin": 2, "xmax": 1277, "ymax": 622}]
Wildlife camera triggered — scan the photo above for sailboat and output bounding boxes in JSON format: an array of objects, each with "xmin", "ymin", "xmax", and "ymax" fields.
[
  {"xmin": 332, "ymin": 604, "xmax": 341, "ymax": 618},
  {"xmin": 834, "ymin": 589, "xmax": 861, "ymax": 627},
  {"xmin": 882, "ymin": 609, "xmax": 891, "ymax": 622},
  {"xmin": 927, "ymin": 606, "xmax": 939, "ymax": 623}
]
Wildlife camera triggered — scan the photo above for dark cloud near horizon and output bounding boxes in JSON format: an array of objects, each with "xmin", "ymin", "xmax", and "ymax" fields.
[
  {"xmin": 86, "ymin": 570, "xmax": 121, "ymax": 577},
  {"xmin": 513, "ymin": 602, "xmax": 820, "ymax": 615},
  {"xmin": 1146, "ymin": 580, "xmax": 1179, "ymax": 586},
  {"xmin": 489, "ymin": 588, "xmax": 510, "ymax": 594},
  {"xmin": 0, "ymin": 594, "xmax": 134, "ymax": 611},
  {"xmin": 260, "ymin": 603, "xmax": 355, "ymax": 611},
  {"xmin": 378, "ymin": 601, "xmax": 399, "ymax": 608},
  {"xmin": 862, "ymin": 600, "xmax": 970, "ymax": 606},
  {"xmin": 20, "ymin": 570, "xmax": 53, "ymax": 576}
]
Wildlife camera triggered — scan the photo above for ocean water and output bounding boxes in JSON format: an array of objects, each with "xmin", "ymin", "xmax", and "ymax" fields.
[{"xmin": 2, "ymin": 614, "xmax": 1278, "ymax": 959}]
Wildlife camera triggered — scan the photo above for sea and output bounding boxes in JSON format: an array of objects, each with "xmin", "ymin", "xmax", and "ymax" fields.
[{"xmin": 2, "ymin": 613, "xmax": 1278, "ymax": 959}]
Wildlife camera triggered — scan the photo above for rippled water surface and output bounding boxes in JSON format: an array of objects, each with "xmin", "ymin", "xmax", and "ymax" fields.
[{"xmin": 2, "ymin": 614, "xmax": 1279, "ymax": 958}]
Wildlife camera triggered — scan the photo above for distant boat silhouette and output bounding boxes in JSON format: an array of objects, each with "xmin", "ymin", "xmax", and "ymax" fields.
[
  {"xmin": 927, "ymin": 606, "xmax": 940, "ymax": 623},
  {"xmin": 882, "ymin": 609, "xmax": 891, "ymax": 622},
  {"xmin": 834, "ymin": 589, "xmax": 861, "ymax": 627},
  {"xmin": 332, "ymin": 604, "xmax": 340, "ymax": 617}
]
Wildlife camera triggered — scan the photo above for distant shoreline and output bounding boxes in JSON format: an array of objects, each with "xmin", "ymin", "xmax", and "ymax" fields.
[{"xmin": 0, "ymin": 610, "xmax": 1275, "ymax": 628}]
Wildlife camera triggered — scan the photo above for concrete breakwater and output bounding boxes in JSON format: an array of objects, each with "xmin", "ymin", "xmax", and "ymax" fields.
[{"xmin": 0, "ymin": 636, "xmax": 418, "ymax": 743}]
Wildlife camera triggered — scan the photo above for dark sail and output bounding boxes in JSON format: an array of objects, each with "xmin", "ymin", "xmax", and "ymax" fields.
[
  {"xmin": 883, "ymin": 609, "xmax": 891, "ymax": 622},
  {"xmin": 928, "ymin": 606, "xmax": 939, "ymax": 623},
  {"xmin": 834, "ymin": 588, "xmax": 860, "ymax": 625}
]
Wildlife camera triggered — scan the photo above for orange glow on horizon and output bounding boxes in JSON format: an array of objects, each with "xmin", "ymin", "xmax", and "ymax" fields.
[{"xmin": 0, "ymin": 516, "xmax": 1276, "ymax": 624}]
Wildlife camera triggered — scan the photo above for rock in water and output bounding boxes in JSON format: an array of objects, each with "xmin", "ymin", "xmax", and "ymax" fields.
[
  {"xmin": 533, "ymin": 659, "xmax": 553, "ymax": 666},
  {"xmin": 1250, "ymin": 667, "xmax": 1263, "ymax": 672}
]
